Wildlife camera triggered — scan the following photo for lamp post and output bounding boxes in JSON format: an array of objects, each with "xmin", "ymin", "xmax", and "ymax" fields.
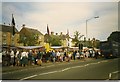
[{"xmin": 86, "ymin": 16, "xmax": 99, "ymax": 40}]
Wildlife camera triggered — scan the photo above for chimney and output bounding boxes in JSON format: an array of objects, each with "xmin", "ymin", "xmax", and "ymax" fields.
[
  {"xmin": 56, "ymin": 33, "xmax": 58, "ymax": 35},
  {"xmin": 60, "ymin": 32, "xmax": 63, "ymax": 35},
  {"xmin": 51, "ymin": 32, "xmax": 54, "ymax": 35},
  {"xmin": 84, "ymin": 37, "xmax": 86, "ymax": 41},
  {"xmin": 22, "ymin": 24, "xmax": 25, "ymax": 27},
  {"xmin": 88, "ymin": 38, "xmax": 90, "ymax": 41}
]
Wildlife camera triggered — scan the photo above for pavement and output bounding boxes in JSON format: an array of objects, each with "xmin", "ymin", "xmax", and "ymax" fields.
[{"xmin": 2, "ymin": 58, "xmax": 98, "ymax": 72}]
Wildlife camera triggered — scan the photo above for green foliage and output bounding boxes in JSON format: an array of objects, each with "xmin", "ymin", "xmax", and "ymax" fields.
[
  {"xmin": 19, "ymin": 34, "xmax": 38, "ymax": 46},
  {"xmin": 72, "ymin": 31, "xmax": 80, "ymax": 42},
  {"xmin": 72, "ymin": 31, "xmax": 84, "ymax": 47},
  {"xmin": 51, "ymin": 36, "xmax": 62, "ymax": 46},
  {"xmin": 45, "ymin": 34, "xmax": 62, "ymax": 46}
]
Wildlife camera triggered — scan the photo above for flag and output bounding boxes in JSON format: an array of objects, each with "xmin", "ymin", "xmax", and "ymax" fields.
[
  {"xmin": 47, "ymin": 24, "xmax": 50, "ymax": 35},
  {"xmin": 12, "ymin": 14, "xmax": 15, "ymax": 26},
  {"xmin": 67, "ymin": 29, "xmax": 69, "ymax": 36},
  {"xmin": 12, "ymin": 14, "xmax": 15, "ymax": 35}
]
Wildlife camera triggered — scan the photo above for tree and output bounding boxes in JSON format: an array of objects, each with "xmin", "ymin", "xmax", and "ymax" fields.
[
  {"xmin": 44, "ymin": 34, "xmax": 62, "ymax": 46},
  {"xmin": 50, "ymin": 35, "xmax": 62, "ymax": 46},
  {"xmin": 18, "ymin": 34, "xmax": 38, "ymax": 46},
  {"xmin": 72, "ymin": 31, "xmax": 84, "ymax": 47}
]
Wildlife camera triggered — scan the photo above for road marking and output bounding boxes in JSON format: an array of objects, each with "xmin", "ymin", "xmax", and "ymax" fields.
[
  {"xmin": 38, "ymin": 71, "xmax": 58, "ymax": 76},
  {"xmin": 20, "ymin": 64, "xmax": 89, "ymax": 80},
  {"xmin": 62, "ymin": 67, "xmax": 71, "ymax": 72},
  {"xmin": 112, "ymin": 71, "xmax": 119, "ymax": 74},
  {"xmin": 20, "ymin": 71, "xmax": 58, "ymax": 80},
  {"xmin": 71, "ymin": 66, "xmax": 84, "ymax": 69},
  {"xmin": 20, "ymin": 62, "xmax": 94, "ymax": 80},
  {"xmin": 108, "ymin": 73, "xmax": 112, "ymax": 79},
  {"xmin": 3, "ymin": 58, "xmax": 110, "ymax": 75},
  {"xmin": 20, "ymin": 60, "xmax": 111, "ymax": 80},
  {"xmin": 20, "ymin": 74, "xmax": 37, "ymax": 80},
  {"xmin": 89, "ymin": 60, "xmax": 108, "ymax": 65},
  {"xmin": 97, "ymin": 62, "xmax": 101, "ymax": 64},
  {"xmin": 108, "ymin": 71, "xmax": 119, "ymax": 80},
  {"xmin": 3, "ymin": 59, "xmax": 108, "ymax": 75},
  {"xmin": 84, "ymin": 64, "xmax": 89, "ymax": 66}
]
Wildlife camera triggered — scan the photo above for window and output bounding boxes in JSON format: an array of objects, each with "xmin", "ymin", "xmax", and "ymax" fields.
[
  {"xmin": 2, "ymin": 34, "xmax": 6, "ymax": 37},
  {"xmin": 3, "ymin": 39, "xmax": 6, "ymax": 42},
  {"xmin": 39, "ymin": 41, "xmax": 40, "ymax": 44},
  {"xmin": 12, "ymin": 41, "xmax": 14, "ymax": 45},
  {"xmin": 3, "ymin": 38, "xmax": 6, "ymax": 41},
  {"xmin": 3, "ymin": 42, "xmax": 6, "ymax": 45},
  {"xmin": 39, "ymin": 36, "xmax": 41, "ymax": 40}
]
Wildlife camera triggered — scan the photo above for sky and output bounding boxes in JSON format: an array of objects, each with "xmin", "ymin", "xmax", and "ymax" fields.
[{"xmin": 1, "ymin": 1, "xmax": 119, "ymax": 41}]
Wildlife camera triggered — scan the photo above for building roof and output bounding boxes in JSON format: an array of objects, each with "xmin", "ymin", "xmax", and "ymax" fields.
[
  {"xmin": 44, "ymin": 33, "xmax": 70, "ymax": 42},
  {"xmin": 17, "ymin": 46, "xmax": 43, "ymax": 49},
  {"xmin": 0, "ymin": 24, "xmax": 18, "ymax": 33},
  {"xmin": 51, "ymin": 46, "xmax": 63, "ymax": 49},
  {"xmin": 20, "ymin": 27, "xmax": 43, "ymax": 35}
]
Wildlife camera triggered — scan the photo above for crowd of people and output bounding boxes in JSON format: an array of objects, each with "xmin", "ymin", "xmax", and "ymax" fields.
[{"xmin": 2, "ymin": 48, "xmax": 101, "ymax": 67}]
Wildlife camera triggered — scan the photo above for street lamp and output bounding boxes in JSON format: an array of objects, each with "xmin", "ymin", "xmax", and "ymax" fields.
[{"xmin": 86, "ymin": 16, "xmax": 99, "ymax": 40}]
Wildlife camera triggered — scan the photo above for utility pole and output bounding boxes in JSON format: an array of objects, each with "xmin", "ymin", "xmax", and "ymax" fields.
[{"xmin": 86, "ymin": 16, "xmax": 99, "ymax": 40}]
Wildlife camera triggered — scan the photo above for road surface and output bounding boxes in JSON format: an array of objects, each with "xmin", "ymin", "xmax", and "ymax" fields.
[{"xmin": 2, "ymin": 58, "xmax": 120, "ymax": 80}]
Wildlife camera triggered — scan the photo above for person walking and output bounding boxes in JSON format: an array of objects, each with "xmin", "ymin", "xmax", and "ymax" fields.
[
  {"xmin": 68, "ymin": 52, "xmax": 72, "ymax": 62},
  {"xmin": 37, "ymin": 50, "xmax": 43, "ymax": 66},
  {"xmin": 73, "ymin": 51, "xmax": 77, "ymax": 60},
  {"xmin": 33, "ymin": 50, "xmax": 37, "ymax": 65},
  {"xmin": 52, "ymin": 50, "xmax": 56, "ymax": 63},
  {"xmin": 21, "ymin": 50, "xmax": 28, "ymax": 67},
  {"xmin": 4, "ymin": 50, "xmax": 11, "ymax": 66},
  {"xmin": 76, "ymin": 51, "xmax": 80, "ymax": 59},
  {"xmin": 15, "ymin": 49, "xmax": 21, "ymax": 66},
  {"xmin": 85, "ymin": 50, "xmax": 89, "ymax": 58},
  {"xmin": 95, "ymin": 50, "xmax": 99, "ymax": 59},
  {"xmin": 56, "ymin": 51, "xmax": 60, "ymax": 62},
  {"xmin": 28, "ymin": 50, "xmax": 33, "ymax": 66},
  {"xmin": 10, "ymin": 49, "xmax": 14, "ymax": 67},
  {"xmin": 63, "ymin": 51, "xmax": 67, "ymax": 61},
  {"xmin": 60, "ymin": 51, "xmax": 64, "ymax": 62},
  {"xmin": 46, "ymin": 51, "xmax": 50, "ymax": 63}
]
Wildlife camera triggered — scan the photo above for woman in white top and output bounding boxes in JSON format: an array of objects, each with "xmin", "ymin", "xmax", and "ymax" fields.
[
  {"xmin": 15, "ymin": 50, "xmax": 21, "ymax": 66},
  {"xmin": 21, "ymin": 50, "xmax": 28, "ymax": 67},
  {"xmin": 56, "ymin": 51, "xmax": 60, "ymax": 62},
  {"xmin": 10, "ymin": 50, "xmax": 14, "ymax": 66}
]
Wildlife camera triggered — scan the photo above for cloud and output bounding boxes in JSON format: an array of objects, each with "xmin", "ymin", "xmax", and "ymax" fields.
[
  {"xmin": 2, "ymin": 0, "xmax": 119, "ymax": 2},
  {"xmin": 2, "ymin": 2, "xmax": 118, "ymax": 41},
  {"xmin": 21, "ymin": 3, "xmax": 95, "ymax": 34},
  {"xmin": 25, "ymin": 3, "xmax": 93, "ymax": 24},
  {"xmin": 0, "ymin": 2, "xmax": 2, "ymax": 23}
]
